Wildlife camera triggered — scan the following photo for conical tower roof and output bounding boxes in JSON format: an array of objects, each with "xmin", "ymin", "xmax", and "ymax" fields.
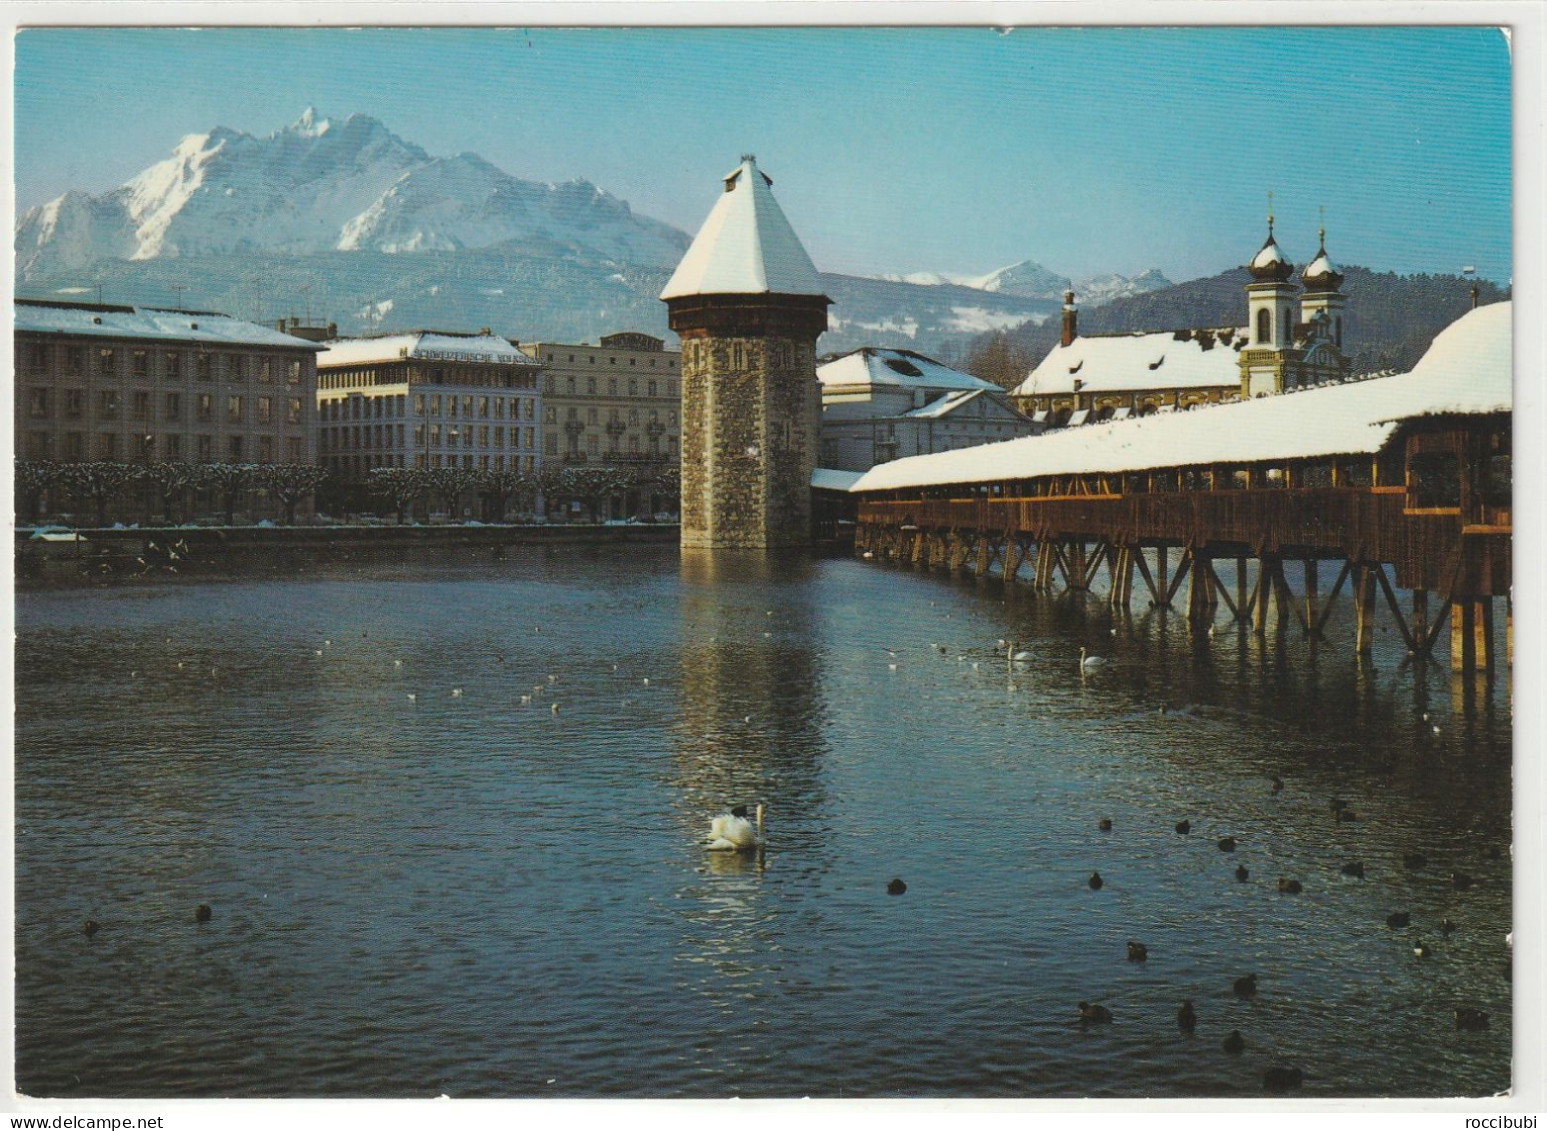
[
  {"xmin": 661, "ymin": 156, "xmax": 828, "ymax": 301},
  {"xmin": 1301, "ymin": 227, "xmax": 1344, "ymax": 291}
]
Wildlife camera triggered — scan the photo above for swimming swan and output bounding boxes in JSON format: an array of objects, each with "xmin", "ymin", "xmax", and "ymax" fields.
[
  {"xmin": 1079, "ymin": 648, "xmax": 1108, "ymax": 672},
  {"xmin": 708, "ymin": 804, "xmax": 765, "ymax": 852}
]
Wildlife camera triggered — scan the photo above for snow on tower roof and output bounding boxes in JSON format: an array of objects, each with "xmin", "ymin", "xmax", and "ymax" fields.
[
  {"xmin": 660, "ymin": 156, "xmax": 828, "ymax": 301},
  {"xmin": 849, "ymin": 303, "xmax": 1510, "ymax": 493},
  {"xmin": 319, "ymin": 331, "xmax": 537, "ymax": 367},
  {"xmin": 1011, "ymin": 328, "xmax": 1248, "ymax": 397},
  {"xmin": 13, "ymin": 299, "xmax": 322, "ymax": 349},
  {"xmin": 818, "ymin": 347, "xmax": 1002, "ymax": 393}
]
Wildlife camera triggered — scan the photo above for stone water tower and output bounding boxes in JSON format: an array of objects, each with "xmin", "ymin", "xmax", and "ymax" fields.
[{"xmin": 661, "ymin": 156, "xmax": 831, "ymax": 549}]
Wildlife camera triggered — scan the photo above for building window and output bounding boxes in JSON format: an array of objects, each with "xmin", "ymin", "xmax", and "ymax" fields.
[
  {"xmin": 64, "ymin": 389, "xmax": 84, "ymax": 419},
  {"xmin": 227, "ymin": 436, "xmax": 244, "ymax": 461},
  {"xmin": 479, "ymin": 396, "xmax": 490, "ymax": 418},
  {"xmin": 1256, "ymin": 308, "xmax": 1271, "ymax": 344},
  {"xmin": 131, "ymin": 391, "xmax": 150, "ymax": 421},
  {"xmin": 197, "ymin": 394, "xmax": 213, "ymax": 422},
  {"xmin": 288, "ymin": 398, "xmax": 303, "ymax": 425},
  {"xmin": 96, "ymin": 433, "xmax": 117, "ymax": 459},
  {"xmin": 669, "ymin": 381, "xmax": 677, "ymax": 397},
  {"xmin": 65, "ymin": 346, "xmax": 84, "ymax": 374},
  {"xmin": 258, "ymin": 436, "xmax": 274, "ymax": 463},
  {"xmin": 64, "ymin": 432, "xmax": 85, "ymax": 459},
  {"xmin": 28, "ymin": 342, "xmax": 49, "ymax": 370},
  {"xmin": 628, "ymin": 378, "xmax": 637, "ymax": 397},
  {"xmin": 479, "ymin": 426, "xmax": 490, "ymax": 447},
  {"xmin": 431, "ymin": 395, "xmax": 442, "ymax": 416},
  {"xmin": 588, "ymin": 408, "xmax": 599, "ymax": 425},
  {"xmin": 287, "ymin": 360, "xmax": 302, "ymax": 385},
  {"xmin": 257, "ymin": 358, "xmax": 273, "ymax": 383},
  {"xmin": 545, "ymin": 406, "xmax": 556, "ymax": 424},
  {"xmin": 28, "ymin": 388, "xmax": 50, "ymax": 418},
  {"xmin": 227, "ymin": 396, "xmax": 244, "ymax": 423},
  {"xmin": 647, "ymin": 380, "xmax": 657, "ymax": 397},
  {"xmin": 197, "ymin": 435, "xmax": 213, "ymax": 460},
  {"xmin": 546, "ymin": 433, "xmax": 558, "ymax": 456},
  {"xmin": 197, "ymin": 353, "xmax": 213, "ymax": 381},
  {"xmin": 99, "ymin": 348, "xmax": 117, "ymax": 377},
  {"xmin": 131, "ymin": 350, "xmax": 149, "ymax": 378},
  {"xmin": 257, "ymin": 396, "xmax": 273, "ymax": 425},
  {"xmin": 98, "ymin": 390, "xmax": 119, "ymax": 419},
  {"xmin": 165, "ymin": 434, "xmax": 183, "ymax": 459},
  {"xmin": 286, "ymin": 437, "xmax": 302, "ymax": 462},
  {"xmin": 166, "ymin": 352, "xmax": 181, "ymax": 381}
]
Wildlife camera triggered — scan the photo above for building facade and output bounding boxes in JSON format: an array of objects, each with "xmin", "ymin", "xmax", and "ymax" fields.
[
  {"xmin": 315, "ymin": 331, "xmax": 541, "ymax": 482},
  {"xmin": 662, "ymin": 156, "xmax": 830, "ymax": 549},
  {"xmin": 524, "ymin": 332, "xmax": 682, "ymax": 469},
  {"xmin": 818, "ymin": 347, "xmax": 1038, "ymax": 472},
  {"xmin": 15, "ymin": 298, "xmax": 321, "ymax": 468}
]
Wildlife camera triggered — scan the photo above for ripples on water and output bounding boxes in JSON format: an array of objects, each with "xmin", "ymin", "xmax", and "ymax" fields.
[{"xmin": 14, "ymin": 546, "xmax": 1512, "ymax": 1098}]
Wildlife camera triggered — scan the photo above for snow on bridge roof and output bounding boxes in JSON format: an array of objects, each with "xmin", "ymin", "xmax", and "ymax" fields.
[
  {"xmin": 851, "ymin": 303, "xmax": 1511, "ymax": 493},
  {"xmin": 1011, "ymin": 327, "xmax": 1247, "ymax": 398}
]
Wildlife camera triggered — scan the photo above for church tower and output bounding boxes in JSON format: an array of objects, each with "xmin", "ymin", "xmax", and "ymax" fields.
[
  {"xmin": 662, "ymin": 156, "xmax": 831, "ymax": 549},
  {"xmin": 1300, "ymin": 222, "xmax": 1348, "ymax": 348},
  {"xmin": 1238, "ymin": 201, "xmax": 1301, "ymax": 398}
]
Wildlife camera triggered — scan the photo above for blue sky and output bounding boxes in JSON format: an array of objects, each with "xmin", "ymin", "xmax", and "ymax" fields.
[{"xmin": 14, "ymin": 25, "xmax": 1513, "ymax": 283}]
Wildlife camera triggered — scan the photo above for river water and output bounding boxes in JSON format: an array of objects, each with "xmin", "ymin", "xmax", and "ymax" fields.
[{"xmin": 13, "ymin": 545, "xmax": 1513, "ymax": 1098}]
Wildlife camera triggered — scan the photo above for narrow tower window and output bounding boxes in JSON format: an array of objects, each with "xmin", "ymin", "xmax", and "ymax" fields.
[{"xmin": 1256, "ymin": 308, "xmax": 1271, "ymax": 345}]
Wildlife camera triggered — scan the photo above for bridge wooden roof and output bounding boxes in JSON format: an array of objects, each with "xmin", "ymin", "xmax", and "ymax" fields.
[{"xmin": 851, "ymin": 302, "xmax": 1511, "ymax": 492}]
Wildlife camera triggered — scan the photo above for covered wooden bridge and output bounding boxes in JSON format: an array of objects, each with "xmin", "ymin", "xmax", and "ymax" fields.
[{"xmin": 843, "ymin": 303, "xmax": 1512, "ymax": 676}]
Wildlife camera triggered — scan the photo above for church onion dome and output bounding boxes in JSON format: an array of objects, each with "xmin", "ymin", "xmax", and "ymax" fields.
[
  {"xmin": 1248, "ymin": 233, "xmax": 1295, "ymax": 282},
  {"xmin": 1301, "ymin": 245, "xmax": 1344, "ymax": 291}
]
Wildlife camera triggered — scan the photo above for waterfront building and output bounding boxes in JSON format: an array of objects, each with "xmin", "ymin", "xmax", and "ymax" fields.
[
  {"xmin": 817, "ymin": 346, "xmax": 1038, "ymax": 472},
  {"xmin": 13, "ymin": 297, "xmax": 322, "ymax": 522},
  {"xmin": 525, "ymin": 332, "xmax": 682, "ymax": 468},
  {"xmin": 315, "ymin": 330, "xmax": 542, "ymax": 482},
  {"xmin": 1012, "ymin": 217, "xmax": 1352, "ymax": 423},
  {"xmin": 662, "ymin": 155, "xmax": 830, "ymax": 549}
]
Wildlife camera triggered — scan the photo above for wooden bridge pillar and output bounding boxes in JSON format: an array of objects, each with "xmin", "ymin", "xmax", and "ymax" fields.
[
  {"xmin": 1474, "ymin": 597, "xmax": 1495, "ymax": 675},
  {"xmin": 1253, "ymin": 555, "xmax": 1271, "ymax": 638},
  {"xmin": 1303, "ymin": 560, "xmax": 1319, "ymax": 636},
  {"xmin": 1187, "ymin": 552, "xmax": 1213, "ymax": 632},
  {"xmin": 1067, "ymin": 540, "xmax": 1087, "ymax": 592},
  {"xmin": 1004, "ymin": 536, "xmax": 1024, "ymax": 583},
  {"xmin": 1157, "ymin": 544, "xmax": 1170, "ymax": 607},
  {"xmin": 1235, "ymin": 556, "xmax": 1248, "ymax": 625},
  {"xmin": 1451, "ymin": 599, "xmax": 1475, "ymax": 673},
  {"xmin": 1354, "ymin": 565, "xmax": 1377, "ymax": 655},
  {"xmin": 1411, "ymin": 589, "xmax": 1429, "ymax": 656}
]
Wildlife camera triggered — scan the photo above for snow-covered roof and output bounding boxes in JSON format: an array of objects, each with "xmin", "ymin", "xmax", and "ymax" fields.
[
  {"xmin": 906, "ymin": 390, "xmax": 986, "ymax": 419},
  {"xmin": 319, "ymin": 332, "xmax": 537, "ymax": 367},
  {"xmin": 850, "ymin": 303, "xmax": 1510, "ymax": 493},
  {"xmin": 811, "ymin": 468, "xmax": 865, "ymax": 492},
  {"xmin": 1012, "ymin": 328, "xmax": 1247, "ymax": 397},
  {"xmin": 13, "ymin": 300, "xmax": 322, "ymax": 349},
  {"xmin": 660, "ymin": 157, "xmax": 827, "ymax": 301},
  {"xmin": 818, "ymin": 347, "xmax": 1003, "ymax": 393}
]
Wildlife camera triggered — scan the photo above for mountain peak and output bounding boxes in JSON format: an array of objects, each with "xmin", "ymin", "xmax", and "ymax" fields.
[{"xmin": 288, "ymin": 107, "xmax": 332, "ymax": 138}]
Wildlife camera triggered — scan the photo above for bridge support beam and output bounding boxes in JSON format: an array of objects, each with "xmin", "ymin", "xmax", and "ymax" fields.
[
  {"xmin": 1355, "ymin": 564, "xmax": 1377, "ymax": 655},
  {"xmin": 1304, "ymin": 560, "xmax": 1319, "ymax": 638}
]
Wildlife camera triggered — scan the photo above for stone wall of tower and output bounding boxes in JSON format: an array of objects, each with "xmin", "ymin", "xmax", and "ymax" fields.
[{"xmin": 669, "ymin": 295, "xmax": 826, "ymax": 548}]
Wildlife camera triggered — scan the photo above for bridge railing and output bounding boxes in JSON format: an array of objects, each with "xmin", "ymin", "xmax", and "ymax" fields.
[{"xmin": 858, "ymin": 488, "xmax": 1469, "ymax": 591}]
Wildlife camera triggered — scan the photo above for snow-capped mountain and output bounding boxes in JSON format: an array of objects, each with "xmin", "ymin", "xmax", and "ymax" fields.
[
  {"xmin": 16, "ymin": 109, "xmax": 690, "ymax": 277},
  {"xmin": 875, "ymin": 259, "xmax": 1171, "ymax": 305}
]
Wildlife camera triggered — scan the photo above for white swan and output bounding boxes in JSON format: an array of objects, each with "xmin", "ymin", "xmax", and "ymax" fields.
[
  {"xmin": 707, "ymin": 804, "xmax": 765, "ymax": 852},
  {"xmin": 1080, "ymin": 647, "xmax": 1108, "ymax": 672}
]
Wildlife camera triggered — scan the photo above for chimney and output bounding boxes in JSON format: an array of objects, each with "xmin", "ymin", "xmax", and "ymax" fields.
[
  {"xmin": 1470, "ymin": 282, "xmax": 1480, "ymax": 310},
  {"xmin": 1061, "ymin": 290, "xmax": 1078, "ymax": 347}
]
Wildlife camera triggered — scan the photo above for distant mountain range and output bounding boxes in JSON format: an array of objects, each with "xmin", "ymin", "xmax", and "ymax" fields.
[
  {"xmin": 875, "ymin": 261, "xmax": 1171, "ymax": 306},
  {"xmin": 14, "ymin": 110, "xmax": 1501, "ymax": 366},
  {"xmin": 16, "ymin": 108, "xmax": 691, "ymax": 276}
]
